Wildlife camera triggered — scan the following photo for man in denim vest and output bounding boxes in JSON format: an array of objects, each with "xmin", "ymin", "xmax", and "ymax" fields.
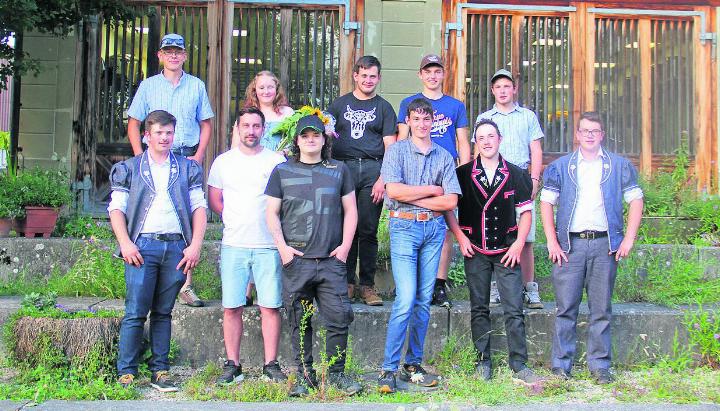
[
  {"xmin": 540, "ymin": 111, "xmax": 643, "ymax": 384},
  {"xmin": 109, "ymin": 110, "xmax": 207, "ymax": 392}
]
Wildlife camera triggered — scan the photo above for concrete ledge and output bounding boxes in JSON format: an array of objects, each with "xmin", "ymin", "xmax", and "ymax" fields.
[
  {"xmin": 1, "ymin": 238, "xmax": 719, "ymax": 294},
  {"xmin": 0, "ymin": 297, "xmax": 694, "ymax": 369}
]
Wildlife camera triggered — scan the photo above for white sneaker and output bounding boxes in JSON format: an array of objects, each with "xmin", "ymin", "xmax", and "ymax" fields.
[
  {"xmin": 524, "ymin": 281, "xmax": 543, "ymax": 309},
  {"xmin": 489, "ymin": 281, "xmax": 501, "ymax": 307}
]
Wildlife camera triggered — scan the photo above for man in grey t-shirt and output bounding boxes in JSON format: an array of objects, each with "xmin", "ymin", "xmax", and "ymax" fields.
[{"xmin": 265, "ymin": 114, "xmax": 362, "ymax": 398}]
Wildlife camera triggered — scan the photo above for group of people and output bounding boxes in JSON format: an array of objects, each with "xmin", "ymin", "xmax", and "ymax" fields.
[{"xmin": 108, "ymin": 33, "xmax": 644, "ymax": 395}]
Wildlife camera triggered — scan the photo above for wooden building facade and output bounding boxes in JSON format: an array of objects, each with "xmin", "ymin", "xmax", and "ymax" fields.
[{"xmin": 14, "ymin": 0, "xmax": 719, "ymax": 209}]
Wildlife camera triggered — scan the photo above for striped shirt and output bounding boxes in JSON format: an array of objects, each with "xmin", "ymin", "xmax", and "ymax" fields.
[
  {"xmin": 128, "ymin": 71, "xmax": 214, "ymax": 149},
  {"xmin": 381, "ymin": 138, "xmax": 462, "ymax": 214},
  {"xmin": 474, "ymin": 104, "xmax": 543, "ymax": 169}
]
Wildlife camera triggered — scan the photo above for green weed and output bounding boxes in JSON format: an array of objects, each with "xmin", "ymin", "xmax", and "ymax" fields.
[{"xmin": 684, "ymin": 305, "xmax": 720, "ymax": 368}]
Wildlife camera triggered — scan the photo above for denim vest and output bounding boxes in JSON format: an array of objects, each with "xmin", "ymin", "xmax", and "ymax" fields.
[
  {"xmin": 542, "ymin": 148, "xmax": 641, "ymax": 253},
  {"xmin": 109, "ymin": 151, "xmax": 204, "ymax": 246}
]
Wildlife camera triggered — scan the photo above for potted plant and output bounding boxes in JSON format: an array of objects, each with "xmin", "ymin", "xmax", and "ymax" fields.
[
  {"xmin": 0, "ymin": 174, "xmax": 22, "ymax": 237},
  {"xmin": 14, "ymin": 168, "xmax": 74, "ymax": 238}
]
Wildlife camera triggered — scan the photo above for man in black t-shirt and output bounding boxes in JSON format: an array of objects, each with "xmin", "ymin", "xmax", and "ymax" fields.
[
  {"xmin": 265, "ymin": 114, "xmax": 362, "ymax": 397},
  {"xmin": 328, "ymin": 55, "xmax": 397, "ymax": 306}
]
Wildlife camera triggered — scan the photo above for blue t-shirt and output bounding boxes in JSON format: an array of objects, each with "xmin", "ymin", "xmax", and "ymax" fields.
[{"xmin": 398, "ymin": 93, "xmax": 469, "ymax": 159}]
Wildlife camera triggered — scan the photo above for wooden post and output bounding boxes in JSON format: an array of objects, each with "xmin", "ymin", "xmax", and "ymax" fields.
[
  {"xmin": 339, "ymin": 0, "xmax": 362, "ymax": 95},
  {"xmin": 510, "ymin": 15, "xmax": 522, "ymax": 88},
  {"xmin": 694, "ymin": 9, "xmax": 712, "ymax": 192},
  {"xmin": 569, "ymin": 1, "xmax": 587, "ymax": 132},
  {"xmin": 639, "ymin": 19, "xmax": 652, "ymax": 176},
  {"xmin": 279, "ymin": 9, "xmax": 293, "ymax": 93},
  {"xmin": 206, "ymin": 0, "xmax": 231, "ymax": 160},
  {"xmin": 451, "ymin": 3, "xmax": 467, "ymax": 102}
]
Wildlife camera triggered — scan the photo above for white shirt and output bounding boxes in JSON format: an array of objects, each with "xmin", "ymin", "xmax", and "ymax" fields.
[
  {"xmin": 207, "ymin": 148, "xmax": 286, "ymax": 248},
  {"xmin": 107, "ymin": 154, "xmax": 207, "ymax": 234},
  {"xmin": 539, "ymin": 149, "xmax": 643, "ymax": 231}
]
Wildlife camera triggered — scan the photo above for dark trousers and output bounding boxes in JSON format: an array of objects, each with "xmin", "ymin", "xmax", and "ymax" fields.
[
  {"xmin": 551, "ymin": 236, "xmax": 617, "ymax": 373},
  {"xmin": 117, "ymin": 237, "xmax": 186, "ymax": 376},
  {"xmin": 282, "ymin": 257, "xmax": 354, "ymax": 373},
  {"xmin": 465, "ymin": 252, "xmax": 528, "ymax": 371},
  {"xmin": 343, "ymin": 158, "xmax": 383, "ymax": 286}
]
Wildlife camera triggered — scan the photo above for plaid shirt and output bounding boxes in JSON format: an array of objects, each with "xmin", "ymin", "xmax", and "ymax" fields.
[{"xmin": 381, "ymin": 138, "xmax": 461, "ymax": 214}]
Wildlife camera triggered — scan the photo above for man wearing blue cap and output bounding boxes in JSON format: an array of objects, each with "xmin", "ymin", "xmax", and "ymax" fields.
[{"xmin": 127, "ymin": 33, "xmax": 215, "ymax": 308}]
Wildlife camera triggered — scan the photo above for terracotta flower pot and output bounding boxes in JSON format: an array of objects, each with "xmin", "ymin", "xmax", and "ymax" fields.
[
  {"xmin": 16, "ymin": 206, "xmax": 60, "ymax": 238},
  {"xmin": 0, "ymin": 218, "xmax": 13, "ymax": 237}
]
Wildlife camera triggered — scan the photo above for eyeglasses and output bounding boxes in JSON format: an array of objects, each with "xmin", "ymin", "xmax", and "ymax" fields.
[
  {"xmin": 577, "ymin": 128, "xmax": 603, "ymax": 137},
  {"xmin": 162, "ymin": 49, "xmax": 186, "ymax": 57}
]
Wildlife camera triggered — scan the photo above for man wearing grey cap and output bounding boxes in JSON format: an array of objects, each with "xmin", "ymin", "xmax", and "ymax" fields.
[
  {"xmin": 397, "ymin": 53, "xmax": 470, "ymax": 309},
  {"xmin": 127, "ymin": 33, "xmax": 215, "ymax": 308},
  {"xmin": 475, "ymin": 68, "xmax": 544, "ymax": 309}
]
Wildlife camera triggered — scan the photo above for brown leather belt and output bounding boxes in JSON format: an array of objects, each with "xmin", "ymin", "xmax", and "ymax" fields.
[{"xmin": 389, "ymin": 210, "xmax": 442, "ymax": 222}]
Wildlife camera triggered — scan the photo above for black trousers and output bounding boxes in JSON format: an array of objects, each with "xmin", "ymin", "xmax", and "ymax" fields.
[
  {"xmin": 465, "ymin": 252, "xmax": 528, "ymax": 371},
  {"xmin": 342, "ymin": 158, "xmax": 383, "ymax": 287},
  {"xmin": 282, "ymin": 257, "xmax": 354, "ymax": 373}
]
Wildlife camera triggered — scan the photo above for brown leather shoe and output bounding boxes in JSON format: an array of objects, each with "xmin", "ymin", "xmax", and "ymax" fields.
[
  {"xmin": 359, "ymin": 285, "xmax": 383, "ymax": 306},
  {"xmin": 348, "ymin": 284, "xmax": 355, "ymax": 300}
]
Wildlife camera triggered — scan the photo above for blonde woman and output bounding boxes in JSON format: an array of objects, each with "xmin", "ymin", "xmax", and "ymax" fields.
[{"xmin": 232, "ymin": 71, "xmax": 294, "ymax": 151}]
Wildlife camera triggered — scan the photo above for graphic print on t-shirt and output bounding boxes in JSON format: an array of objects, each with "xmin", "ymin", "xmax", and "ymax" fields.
[
  {"xmin": 431, "ymin": 111, "xmax": 453, "ymax": 137},
  {"xmin": 343, "ymin": 105, "xmax": 376, "ymax": 139}
]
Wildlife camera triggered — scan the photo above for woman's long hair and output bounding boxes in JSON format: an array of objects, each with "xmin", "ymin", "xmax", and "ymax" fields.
[{"xmin": 242, "ymin": 71, "xmax": 289, "ymax": 115}]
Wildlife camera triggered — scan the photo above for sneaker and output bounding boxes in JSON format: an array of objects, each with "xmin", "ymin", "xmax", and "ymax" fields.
[
  {"xmin": 150, "ymin": 370, "xmax": 178, "ymax": 392},
  {"xmin": 489, "ymin": 281, "xmax": 501, "ymax": 307},
  {"xmin": 328, "ymin": 372, "xmax": 362, "ymax": 395},
  {"xmin": 377, "ymin": 370, "xmax": 397, "ymax": 394},
  {"xmin": 475, "ymin": 361, "xmax": 492, "ymax": 381},
  {"xmin": 512, "ymin": 366, "xmax": 542, "ymax": 385},
  {"xmin": 289, "ymin": 369, "xmax": 318, "ymax": 397},
  {"xmin": 118, "ymin": 373, "xmax": 134, "ymax": 388},
  {"xmin": 431, "ymin": 283, "xmax": 452, "ymax": 308},
  {"xmin": 399, "ymin": 363, "xmax": 439, "ymax": 387},
  {"xmin": 591, "ymin": 368, "xmax": 615, "ymax": 385},
  {"xmin": 179, "ymin": 284, "xmax": 204, "ymax": 307},
  {"xmin": 262, "ymin": 360, "xmax": 288, "ymax": 382},
  {"xmin": 216, "ymin": 360, "xmax": 243, "ymax": 385},
  {"xmin": 359, "ymin": 285, "xmax": 383, "ymax": 306},
  {"xmin": 524, "ymin": 282, "xmax": 543, "ymax": 309},
  {"xmin": 551, "ymin": 367, "xmax": 571, "ymax": 380}
]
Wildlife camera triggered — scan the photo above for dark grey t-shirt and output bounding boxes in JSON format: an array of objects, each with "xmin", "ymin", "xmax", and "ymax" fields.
[
  {"xmin": 265, "ymin": 158, "xmax": 355, "ymax": 258},
  {"xmin": 328, "ymin": 93, "xmax": 397, "ymax": 160}
]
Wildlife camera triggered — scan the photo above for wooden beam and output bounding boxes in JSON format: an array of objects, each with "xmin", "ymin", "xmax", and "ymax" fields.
[
  {"xmin": 639, "ymin": 19, "xmax": 652, "ymax": 176},
  {"xmin": 510, "ymin": 14, "xmax": 522, "ymax": 88},
  {"xmin": 569, "ymin": 1, "xmax": 587, "ymax": 132},
  {"xmin": 693, "ymin": 8, "xmax": 713, "ymax": 192},
  {"xmin": 339, "ymin": 0, "xmax": 363, "ymax": 95}
]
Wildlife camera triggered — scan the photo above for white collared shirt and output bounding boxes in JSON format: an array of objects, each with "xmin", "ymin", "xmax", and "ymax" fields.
[
  {"xmin": 107, "ymin": 154, "xmax": 206, "ymax": 234},
  {"xmin": 540, "ymin": 148, "xmax": 643, "ymax": 231}
]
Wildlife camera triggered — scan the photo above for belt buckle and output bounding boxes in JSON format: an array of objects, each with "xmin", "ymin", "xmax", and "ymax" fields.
[
  {"xmin": 416, "ymin": 212, "xmax": 430, "ymax": 222},
  {"xmin": 580, "ymin": 231, "xmax": 594, "ymax": 240}
]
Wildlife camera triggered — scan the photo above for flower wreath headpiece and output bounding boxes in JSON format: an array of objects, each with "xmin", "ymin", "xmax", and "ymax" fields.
[{"xmin": 270, "ymin": 106, "xmax": 337, "ymax": 151}]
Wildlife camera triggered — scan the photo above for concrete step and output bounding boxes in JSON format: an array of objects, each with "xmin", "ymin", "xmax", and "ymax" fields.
[
  {"xmin": 0, "ymin": 296, "xmax": 692, "ymax": 369},
  {"xmin": 2, "ymin": 238, "xmax": 719, "ymax": 294}
]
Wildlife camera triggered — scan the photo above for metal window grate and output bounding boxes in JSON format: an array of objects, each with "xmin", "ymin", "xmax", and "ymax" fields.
[
  {"xmin": 651, "ymin": 19, "xmax": 694, "ymax": 155},
  {"xmin": 98, "ymin": 4, "xmax": 210, "ymax": 145},
  {"xmin": 465, "ymin": 14, "xmax": 572, "ymax": 154},
  {"xmin": 594, "ymin": 18, "xmax": 641, "ymax": 155},
  {"xmin": 465, "ymin": 14, "xmax": 512, "ymax": 122},
  {"xmin": 230, "ymin": 4, "xmax": 340, "ymax": 122}
]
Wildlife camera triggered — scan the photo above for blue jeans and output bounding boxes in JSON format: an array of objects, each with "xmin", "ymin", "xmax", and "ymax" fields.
[
  {"xmin": 382, "ymin": 215, "xmax": 446, "ymax": 371},
  {"xmin": 117, "ymin": 237, "xmax": 186, "ymax": 376}
]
